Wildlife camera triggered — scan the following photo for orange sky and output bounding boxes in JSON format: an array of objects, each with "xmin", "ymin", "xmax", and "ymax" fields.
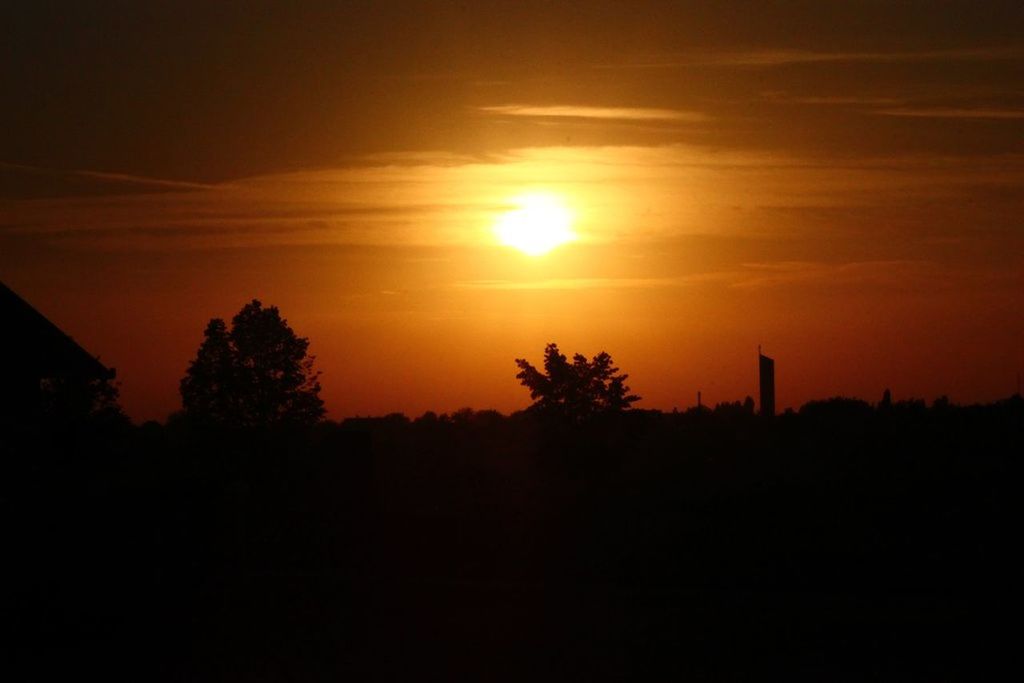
[{"xmin": 2, "ymin": 2, "xmax": 1022, "ymax": 422}]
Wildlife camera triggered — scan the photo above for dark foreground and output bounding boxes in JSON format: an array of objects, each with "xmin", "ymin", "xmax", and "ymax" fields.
[{"xmin": 4, "ymin": 398, "xmax": 1019, "ymax": 680}]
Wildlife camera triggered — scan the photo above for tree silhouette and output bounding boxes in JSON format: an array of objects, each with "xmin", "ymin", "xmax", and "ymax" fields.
[
  {"xmin": 39, "ymin": 375, "xmax": 126, "ymax": 429},
  {"xmin": 515, "ymin": 343, "xmax": 640, "ymax": 423},
  {"xmin": 180, "ymin": 300, "xmax": 325, "ymax": 427}
]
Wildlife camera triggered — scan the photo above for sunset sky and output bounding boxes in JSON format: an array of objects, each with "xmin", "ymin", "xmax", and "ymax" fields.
[{"xmin": 3, "ymin": 1, "xmax": 1022, "ymax": 422}]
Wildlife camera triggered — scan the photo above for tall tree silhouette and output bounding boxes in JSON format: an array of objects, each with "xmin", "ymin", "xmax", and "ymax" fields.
[
  {"xmin": 515, "ymin": 343, "xmax": 640, "ymax": 423},
  {"xmin": 181, "ymin": 300, "xmax": 324, "ymax": 427}
]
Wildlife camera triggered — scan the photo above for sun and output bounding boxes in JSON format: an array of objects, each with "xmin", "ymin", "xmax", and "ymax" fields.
[{"xmin": 494, "ymin": 192, "xmax": 576, "ymax": 256}]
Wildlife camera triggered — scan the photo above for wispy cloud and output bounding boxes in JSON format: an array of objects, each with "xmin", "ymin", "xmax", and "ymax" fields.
[
  {"xmin": 3, "ymin": 146, "xmax": 1023, "ymax": 252},
  {"xmin": 731, "ymin": 260, "xmax": 938, "ymax": 290},
  {"xmin": 453, "ymin": 274, "xmax": 726, "ymax": 291},
  {"xmin": 760, "ymin": 92, "xmax": 905, "ymax": 106},
  {"xmin": 757, "ymin": 90, "xmax": 1024, "ymax": 121},
  {"xmin": 479, "ymin": 105, "xmax": 707, "ymax": 123},
  {"xmin": 454, "ymin": 261, "xmax": 941, "ymax": 293},
  {"xmin": 874, "ymin": 107, "xmax": 1024, "ymax": 120},
  {"xmin": 600, "ymin": 46, "xmax": 1023, "ymax": 69},
  {"xmin": 0, "ymin": 161, "xmax": 215, "ymax": 192}
]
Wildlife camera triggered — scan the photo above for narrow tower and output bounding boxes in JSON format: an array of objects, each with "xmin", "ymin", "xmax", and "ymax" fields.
[{"xmin": 758, "ymin": 347, "xmax": 775, "ymax": 418}]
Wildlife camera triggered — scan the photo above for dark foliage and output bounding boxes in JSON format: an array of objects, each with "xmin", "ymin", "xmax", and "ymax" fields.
[
  {"xmin": 515, "ymin": 342, "xmax": 640, "ymax": 423},
  {"xmin": 38, "ymin": 374, "xmax": 127, "ymax": 429},
  {"xmin": 711, "ymin": 395, "xmax": 757, "ymax": 417},
  {"xmin": 180, "ymin": 300, "xmax": 324, "ymax": 428}
]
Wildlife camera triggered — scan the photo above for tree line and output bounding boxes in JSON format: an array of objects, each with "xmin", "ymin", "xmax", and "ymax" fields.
[
  {"xmin": 22, "ymin": 299, "xmax": 1017, "ymax": 430},
  {"xmin": 178, "ymin": 300, "xmax": 641, "ymax": 429}
]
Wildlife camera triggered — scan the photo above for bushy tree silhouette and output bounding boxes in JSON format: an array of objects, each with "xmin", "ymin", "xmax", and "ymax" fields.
[
  {"xmin": 180, "ymin": 300, "xmax": 324, "ymax": 427},
  {"xmin": 515, "ymin": 343, "xmax": 640, "ymax": 423},
  {"xmin": 39, "ymin": 375, "xmax": 126, "ymax": 429}
]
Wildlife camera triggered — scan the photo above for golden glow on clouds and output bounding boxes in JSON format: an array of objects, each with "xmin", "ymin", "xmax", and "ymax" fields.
[
  {"xmin": 6, "ymin": 145, "xmax": 1023, "ymax": 255},
  {"xmin": 493, "ymin": 192, "xmax": 576, "ymax": 256},
  {"xmin": 479, "ymin": 105, "xmax": 707, "ymax": 122}
]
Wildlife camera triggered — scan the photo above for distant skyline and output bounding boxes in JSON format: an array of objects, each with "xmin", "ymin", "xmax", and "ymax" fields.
[{"xmin": 2, "ymin": 1, "xmax": 1022, "ymax": 421}]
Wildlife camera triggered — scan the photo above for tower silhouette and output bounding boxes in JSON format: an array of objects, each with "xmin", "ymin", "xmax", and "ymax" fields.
[{"xmin": 758, "ymin": 347, "xmax": 775, "ymax": 417}]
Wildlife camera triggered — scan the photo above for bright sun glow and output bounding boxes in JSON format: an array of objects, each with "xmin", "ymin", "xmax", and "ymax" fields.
[{"xmin": 494, "ymin": 193, "xmax": 576, "ymax": 256}]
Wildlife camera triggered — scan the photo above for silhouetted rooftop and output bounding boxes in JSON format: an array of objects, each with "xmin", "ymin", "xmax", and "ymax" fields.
[{"xmin": 0, "ymin": 281, "xmax": 113, "ymax": 381}]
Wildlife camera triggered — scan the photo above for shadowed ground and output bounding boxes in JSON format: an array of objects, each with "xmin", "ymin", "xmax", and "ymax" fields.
[{"xmin": 4, "ymin": 399, "xmax": 1018, "ymax": 680}]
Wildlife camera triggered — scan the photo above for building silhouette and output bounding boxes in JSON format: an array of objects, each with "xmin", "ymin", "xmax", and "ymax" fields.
[
  {"xmin": 0, "ymin": 281, "xmax": 114, "ymax": 421},
  {"xmin": 758, "ymin": 349, "xmax": 775, "ymax": 417}
]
